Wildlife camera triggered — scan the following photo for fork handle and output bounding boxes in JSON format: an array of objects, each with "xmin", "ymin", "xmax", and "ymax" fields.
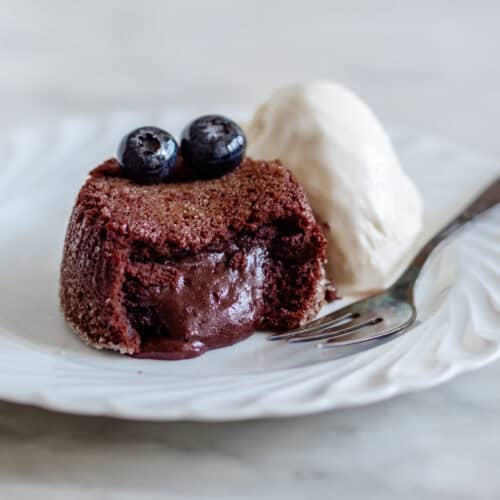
[{"xmin": 394, "ymin": 176, "xmax": 500, "ymax": 294}]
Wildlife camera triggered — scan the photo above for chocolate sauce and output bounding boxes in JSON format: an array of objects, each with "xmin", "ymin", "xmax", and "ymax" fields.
[{"xmin": 132, "ymin": 247, "xmax": 267, "ymax": 360}]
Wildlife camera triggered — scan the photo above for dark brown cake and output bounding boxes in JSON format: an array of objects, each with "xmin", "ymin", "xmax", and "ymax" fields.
[{"xmin": 60, "ymin": 157, "xmax": 330, "ymax": 359}]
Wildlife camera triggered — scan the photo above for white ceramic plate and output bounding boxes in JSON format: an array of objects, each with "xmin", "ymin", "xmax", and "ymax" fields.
[{"xmin": 0, "ymin": 110, "xmax": 498, "ymax": 421}]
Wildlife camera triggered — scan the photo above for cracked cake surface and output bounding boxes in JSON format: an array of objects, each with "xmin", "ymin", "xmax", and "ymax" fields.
[{"xmin": 60, "ymin": 157, "xmax": 331, "ymax": 359}]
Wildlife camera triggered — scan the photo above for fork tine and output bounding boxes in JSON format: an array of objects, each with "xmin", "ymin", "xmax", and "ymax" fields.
[
  {"xmin": 287, "ymin": 312, "xmax": 382, "ymax": 344},
  {"xmin": 316, "ymin": 320, "xmax": 414, "ymax": 349},
  {"xmin": 267, "ymin": 305, "xmax": 358, "ymax": 341}
]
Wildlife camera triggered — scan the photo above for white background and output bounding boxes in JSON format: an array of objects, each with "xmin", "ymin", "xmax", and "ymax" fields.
[{"xmin": 1, "ymin": 1, "xmax": 500, "ymax": 498}]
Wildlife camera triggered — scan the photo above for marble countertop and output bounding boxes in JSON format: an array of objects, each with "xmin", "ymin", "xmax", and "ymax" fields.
[{"xmin": 1, "ymin": 1, "xmax": 500, "ymax": 498}]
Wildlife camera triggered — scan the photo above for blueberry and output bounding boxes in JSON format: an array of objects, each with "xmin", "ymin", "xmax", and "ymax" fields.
[
  {"xmin": 117, "ymin": 126, "xmax": 178, "ymax": 183},
  {"xmin": 180, "ymin": 115, "xmax": 246, "ymax": 178}
]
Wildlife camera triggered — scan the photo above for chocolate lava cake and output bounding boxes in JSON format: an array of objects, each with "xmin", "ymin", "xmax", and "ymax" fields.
[{"xmin": 60, "ymin": 119, "xmax": 331, "ymax": 360}]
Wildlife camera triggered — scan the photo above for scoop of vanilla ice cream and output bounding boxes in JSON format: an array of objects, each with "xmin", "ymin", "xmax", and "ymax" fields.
[{"xmin": 246, "ymin": 81, "xmax": 423, "ymax": 295}]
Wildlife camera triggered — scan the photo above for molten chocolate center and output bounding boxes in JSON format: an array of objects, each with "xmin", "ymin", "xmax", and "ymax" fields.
[{"xmin": 131, "ymin": 247, "xmax": 267, "ymax": 360}]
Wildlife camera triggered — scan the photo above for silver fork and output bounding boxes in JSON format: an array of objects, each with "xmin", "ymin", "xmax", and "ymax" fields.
[{"xmin": 268, "ymin": 176, "xmax": 500, "ymax": 349}]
